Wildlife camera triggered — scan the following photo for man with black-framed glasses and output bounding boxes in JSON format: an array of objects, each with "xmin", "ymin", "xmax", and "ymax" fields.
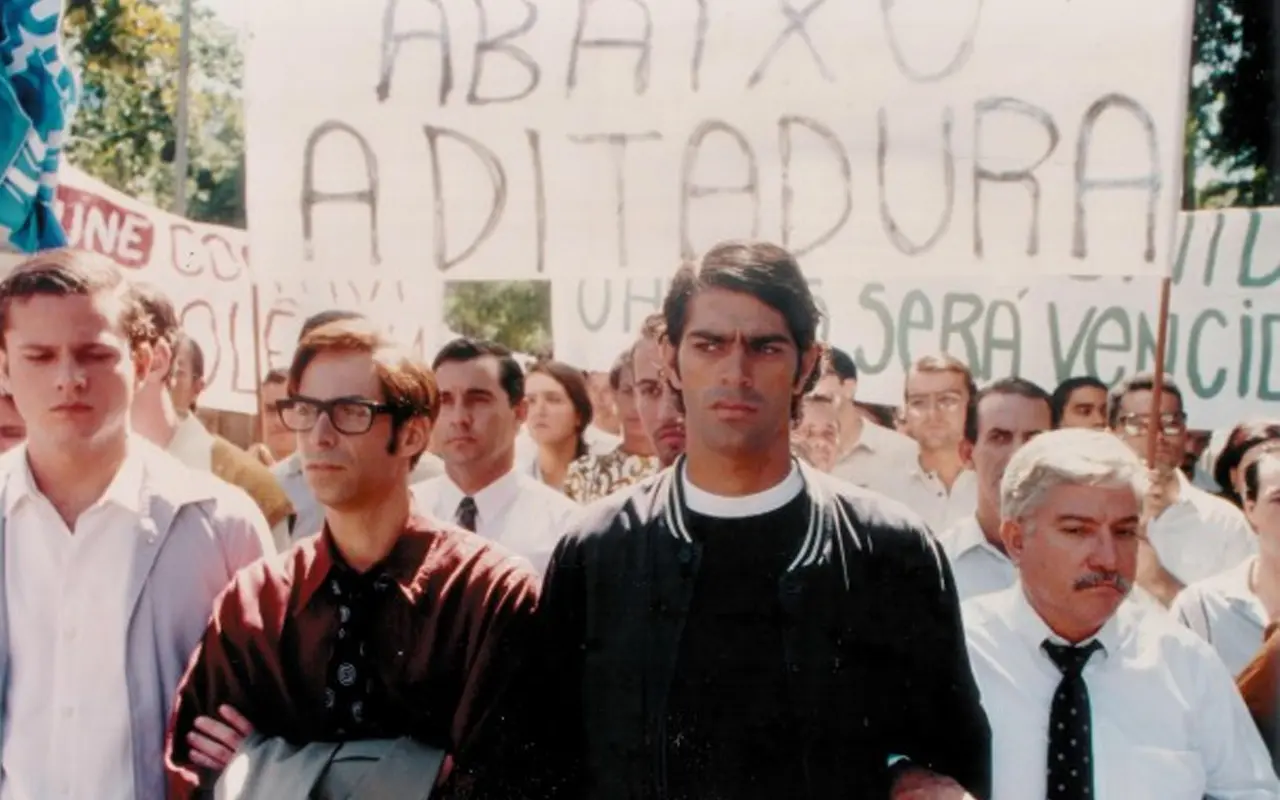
[
  {"xmin": 270, "ymin": 309, "xmax": 444, "ymax": 541},
  {"xmin": 1109, "ymin": 372, "xmax": 1255, "ymax": 607},
  {"xmin": 165, "ymin": 318, "xmax": 540, "ymax": 799}
]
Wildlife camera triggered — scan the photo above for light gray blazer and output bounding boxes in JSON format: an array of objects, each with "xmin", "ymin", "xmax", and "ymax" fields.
[
  {"xmin": 215, "ymin": 735, "xmax": 444, "ymax": 800},
  {"xmin": 0, "ymin": 441, "xmax": 276, "ymax": 800}
]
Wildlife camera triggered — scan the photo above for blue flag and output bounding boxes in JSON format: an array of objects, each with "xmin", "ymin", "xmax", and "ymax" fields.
[{"xmin": 0, "ymin": 0, "xmax": 78, "ymax": 255}]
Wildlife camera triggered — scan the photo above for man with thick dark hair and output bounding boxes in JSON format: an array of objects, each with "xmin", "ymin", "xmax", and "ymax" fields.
[
  {"xmin": 412, "ymin": 337, "xmax": 577, "ymax": 574},
  {"xmin": 938, "ymin": 378, "xmax": 1053, "ymax": 602},
  {"xmin": 517, "ymin": 240, "xmax": 990, "ymax": 799},
  {"xmin": 1051, "ymin": 375, "xmax": 1108, "ymax": 429},
  {"xmin": 272, "ymin": 310, "xmax": 444, "ymax": 540},
  {"xmin": 816, "ymin": 344, "xmax": 918, "ymax": 488}
]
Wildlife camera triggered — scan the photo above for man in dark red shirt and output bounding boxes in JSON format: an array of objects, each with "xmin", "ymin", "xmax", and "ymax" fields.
[{"xmin": 165, "ymin": 318, "xmax": 540, "ymax": 798}]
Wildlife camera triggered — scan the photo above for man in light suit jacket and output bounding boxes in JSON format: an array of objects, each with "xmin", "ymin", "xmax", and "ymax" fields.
[{"xmin": 0, "ymin": 250, "xmax": 275, "ymax": 800}]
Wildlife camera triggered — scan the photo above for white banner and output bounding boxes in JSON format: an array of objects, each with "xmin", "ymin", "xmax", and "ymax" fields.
[
  {"xmin": 247, "ymin": 0, "xmax": 1193, "ymax": 281},
  {"xmin": 0, "ymin": 167, "xmax": 261, "ymax": 413},
  {"xmin": 552, "ymin": 208, "xmax": 1280, "ymax": 430},
  {"xmin": 0, "ymin": 168, "xmax": 448, "ymax": 415}
]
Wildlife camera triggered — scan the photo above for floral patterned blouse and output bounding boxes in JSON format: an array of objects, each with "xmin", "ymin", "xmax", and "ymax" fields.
[{"xmin": 562, "ymin": 447, "xmax": 661, "ymax": 504}]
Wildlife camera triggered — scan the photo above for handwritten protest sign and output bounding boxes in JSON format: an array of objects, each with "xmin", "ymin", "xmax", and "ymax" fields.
[
  {"xmin": 0, "ymin": 168, "xmax": 447, "ymax": 415},
  {"xmin": 0, "ymin": 167, "xmax": 263, "ymax": 413},
  {"xmin": 552, "ymin": 207, "xmax": 1280, "ymax": 430},
  {"xmin": 247, "ymin": 0, "xmax": 1194, "ymax": 281}
]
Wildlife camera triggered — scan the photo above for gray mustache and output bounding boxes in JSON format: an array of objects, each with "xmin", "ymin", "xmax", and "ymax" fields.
[{"xmin": 1074, "ymin": 572, "xmax": 1133, "ymax": 593}]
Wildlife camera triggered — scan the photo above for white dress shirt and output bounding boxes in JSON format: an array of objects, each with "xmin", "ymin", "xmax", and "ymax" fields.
[
  {"xmin": 1173, "ymin": 557, "xmax": 1268, "ymax": 677},
  {"xmin": 829, "ymin": 421, "xmax": 918, "ymax": 489},
  {"xmin": 964, "ymin": 584, "xmax": 1280, "ymax": 800},
  {"xmin": 864, "ymin": 463, "xmax": 978, "ymax": 535},
  {"xmin": 1148, "ymin": 473, "xmax": 1257, "ymax": 586},
  {"xmin": 937, "ymin": 515, "xmax": 1016, "ymax": 602},
  {"xmin": 412, "ymin": 468, "xmax": 579, "ymax": 574},
  {"xmin": 1, "ymin": 447, "xmax": 146, "ymax": 800}
]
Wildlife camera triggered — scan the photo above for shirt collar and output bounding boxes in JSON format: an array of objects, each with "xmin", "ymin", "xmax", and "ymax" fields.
[
  {"xmin": 950, "ymin": 515, "xmax": 1008, "ymax": 562},
  {"xmin": 908, "ymin": 461, "xmax": 976, "ymax": 488},
  {"xmin": 297, "ymin": 514, "xmax": 441, "ymax": 609},
  {"xmin": 680, "ymin": 460, "xmax": 803, "ymax": 519},
  {"xmin": 1008, "ymin": 579, "xmax": 1123, "ymax": 666},
  {"xmin": 5, "ymin": 439, "xmax": 146, "ymax": 519},
  {"xmin": 1205, "ymin": 556, "xmax": 1267, "ymax": 628},
  {"xmin": 437, "ymin": 468, "xmax": 521, "ymax": 526}
]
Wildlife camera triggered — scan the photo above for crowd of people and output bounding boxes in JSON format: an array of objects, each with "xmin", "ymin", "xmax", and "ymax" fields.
[{"xmin": 0, "ymin": 241, "xmax": 1277, "ymax": 798}]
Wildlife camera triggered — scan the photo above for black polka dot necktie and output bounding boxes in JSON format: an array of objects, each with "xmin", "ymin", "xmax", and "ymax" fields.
[
  {"xmin": 1042, "ymin": 639, "xmax": 1102, "ymax": 800},
  {"xmin": 323, "ymin": 565, "xmax": 392, "ymax": 739},
  {"xmin": 456, "ymin": 496, "xmax": 478, "ymax": 532}
]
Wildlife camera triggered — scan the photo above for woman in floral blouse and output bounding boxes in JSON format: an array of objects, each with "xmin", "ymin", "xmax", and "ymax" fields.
[{"xmin": 563, "ymin": 350, "xmax": 660, "ymax": 504}]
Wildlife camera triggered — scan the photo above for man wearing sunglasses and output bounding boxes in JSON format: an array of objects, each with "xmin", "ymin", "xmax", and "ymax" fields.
[
  {"xmin": 165, "ymin": 318, "xmax": 539, "ymax": 798},
  {"xmin": 1109, "ymin": 372, "xmax": 1256, "ymax": 606}
]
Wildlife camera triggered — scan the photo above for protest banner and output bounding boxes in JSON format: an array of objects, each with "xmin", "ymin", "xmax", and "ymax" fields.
[
  {"xmin": 0, "ymin": 168, "xmax": 447, "ymax": 415},
  {"xmin": 551, "ymin": 207, "xmax": 1280, "ymax": 430},
  {"xmin": 0, "ymin": 167, "xmax": 261, "ymax": 413},
  {"xmin": 246, "ymin": 0, "xmax": 1193, "ymax": 282}
]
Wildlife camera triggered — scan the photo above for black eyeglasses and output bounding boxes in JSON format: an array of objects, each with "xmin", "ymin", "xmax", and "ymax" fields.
[{"xmin": 277, "ymin": 396, "xmax": 401, "ymax": 435}]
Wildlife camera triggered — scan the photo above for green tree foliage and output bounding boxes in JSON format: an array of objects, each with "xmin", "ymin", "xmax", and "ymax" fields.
[
  {"xmin": 1189, "ymin": 0, "xmax": 1276, "ymax": 207},
  {"xmin": 62, "ymin": 0, "xmax": 245, "ymax": 225},
  {"xmin": 444, "ymin": 281, "xmax": 552, "ymax": 357}
]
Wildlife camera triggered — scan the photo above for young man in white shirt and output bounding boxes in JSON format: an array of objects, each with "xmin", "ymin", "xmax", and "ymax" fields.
[
  {"xmin": 964, "ymin": 428, "xmax": 1278, "ymax": 799},
  {"xmin": 1174, "ymin": 454, "xmax": 1280, "ymax": 676},
  {"xmin": 938, "ymin": 378, "xmax": 1052, "ymax": 602},
  {"xmin": 1109, "ymin": 373, "xmax": 1256, "ymax": 604},
  {"xmin": 817, "ymin": 346, "xmax": 918, "ymax": 487},
  {"xmin": 867, "ymin": 354, "xmax": 978, "ymax": 533},
  {"xmin": 0, "ymin": 250, "xmax": 274, "ymax": 800},
  {"xmin": 412, "ymin": 337, "xmax": 577, "ymax": 574}
]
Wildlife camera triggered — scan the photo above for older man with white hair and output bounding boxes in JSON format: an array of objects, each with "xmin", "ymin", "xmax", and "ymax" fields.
[{"xmin": 963, "ymin": 429, "xmax": 1279, "ymax": 800}]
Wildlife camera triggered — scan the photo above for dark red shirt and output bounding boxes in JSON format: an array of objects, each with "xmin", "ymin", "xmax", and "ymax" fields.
[{"xmin": 165, "ymin": 516, "xmax": 541, "ymax": 797}]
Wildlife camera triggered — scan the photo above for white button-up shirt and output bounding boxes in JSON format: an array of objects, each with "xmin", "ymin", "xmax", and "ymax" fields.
[
  {"xmin": 412, "ymin": 468, "xmax": 579, "ymax": 574},
  {"xmin": 937, "ymin": 515, "xmax": 1016, "ymax": 602},
  {"xmin": 829, "ymin": 421, "xmax": 918, "ymax": 488},
  {"xmin": 865, "ymin": 464, "xmax": 978, "ymax": 535},
  {"xmin": 964, "ymin": 584, "xmax": 1280, "ymax": 800},
  {"xmin": 1149, "ymin": 474, "xmax": 1257, "ymax": 586},
  {"xmin": 1, "ymin": 448, "xmax": 146, "ymax": 800},
  {"xmin": 1173, "ymin": 557, "xmax": 1269, "ymax": 677}
]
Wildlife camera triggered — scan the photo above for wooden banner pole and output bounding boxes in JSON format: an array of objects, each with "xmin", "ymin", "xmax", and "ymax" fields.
[
  {"xmin": 249, "ymin": 281, "xmax": 267, "ymax": 446},
  {"xmin": 1145, "ymin": 276, "xmax": 1173, "ymax": 467}
]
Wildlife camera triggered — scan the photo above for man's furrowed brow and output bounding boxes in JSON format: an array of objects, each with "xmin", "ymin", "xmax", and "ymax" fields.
[{"xmin": 687, "ymin": 329, "xmax": 793, "ymax": 346}]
